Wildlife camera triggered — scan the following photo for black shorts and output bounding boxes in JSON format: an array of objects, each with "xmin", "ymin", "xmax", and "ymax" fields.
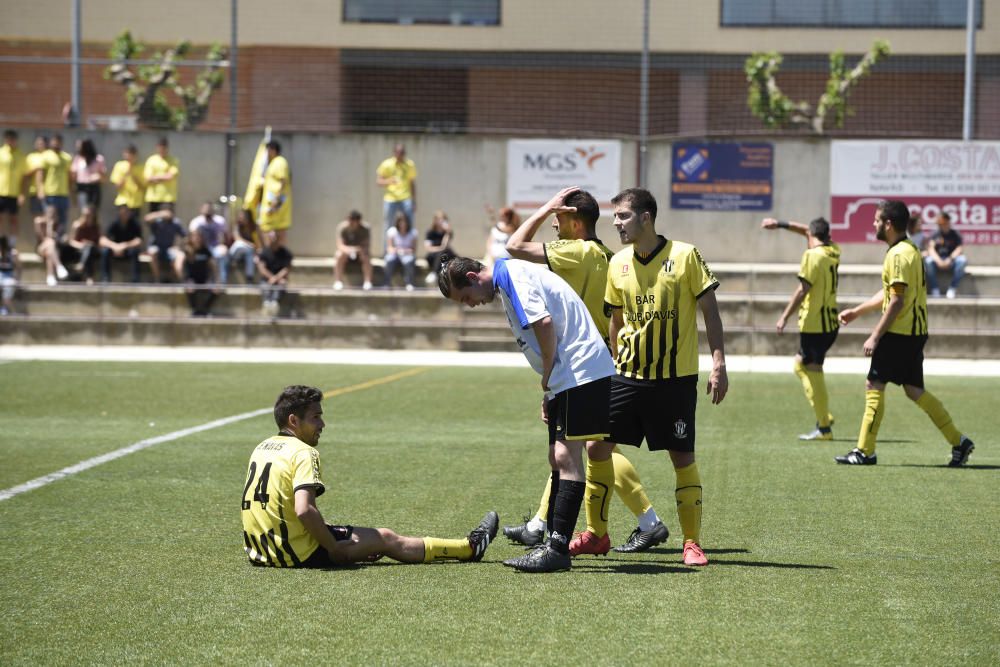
[
  {"xmin": 298, "ymin": 525, "xmax": 354, "ymax": 568},
  {"xmin": 799, "ymin": 331, "xmax": 838, "ymax": 365},
  {"xmin": 0, "ymin": 196, "xmax": 17, "ymax": 215},
  {"xmin": 610, "ymin": 375, "xmax": 698, "ymax": 452},
  {"xmin": 547, "ymin": 376, "xmax": 612, "ymax": 445},
  {"xmin": 867, "ymin": 332, "xmax": 926, "ymax": 388}
]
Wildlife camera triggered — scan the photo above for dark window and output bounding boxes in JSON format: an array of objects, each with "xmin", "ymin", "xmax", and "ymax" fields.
[
  {"xmin": 721, "ymin": 0, "xmax": 982, "ymax": 28},
  {"xmin": 343, "ymin": 0, "xmax": 500, "ymax": 26}
]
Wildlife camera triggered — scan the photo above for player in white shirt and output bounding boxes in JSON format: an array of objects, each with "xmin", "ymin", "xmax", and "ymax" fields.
[{"xmin": 439, "ymin": 254, "xmax": 615, "ymax": 572}]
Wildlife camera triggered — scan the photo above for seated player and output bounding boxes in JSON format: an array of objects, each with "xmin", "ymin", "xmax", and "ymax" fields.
[{"xmin": 241, "ymin": 385, "xmax": 499, "ymax": 567}]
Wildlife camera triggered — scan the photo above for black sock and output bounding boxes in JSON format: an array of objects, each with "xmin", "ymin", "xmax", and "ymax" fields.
[
  {"xmin": 549, "ymin": 479, "xmax": 585, "ymax": 553},
  {"xmin": 545, "ymin": 470, "xmax": 560, "ymax": 530}
]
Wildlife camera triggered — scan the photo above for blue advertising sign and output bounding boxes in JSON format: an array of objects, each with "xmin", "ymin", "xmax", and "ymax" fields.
[{"xmin": 670, "ymin": 142, "xmax": 773, "ymax": 211}]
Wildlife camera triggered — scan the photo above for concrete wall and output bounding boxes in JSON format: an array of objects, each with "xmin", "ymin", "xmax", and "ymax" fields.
[{"xmin": 16, "ymin": 130, "xmax": 999, "ymax": 267}]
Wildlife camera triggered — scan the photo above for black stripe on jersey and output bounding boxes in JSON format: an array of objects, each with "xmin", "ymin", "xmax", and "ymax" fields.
[
  {"xmin": 641, "ymin": 312, "xmax": 656, "ymax": 379},
  {"xmin": 695, "ymin": 282, "xmax": 720, "ymax": 300},
  {"xmin": 244, "ymin": 531, "xmax": 265, "ymax": 565},
  {"xmin": 249, "ymin": 533, "xmax": 272, "ymax": 566},
  {"xmin": 669, "ymin": 301, "xmax": 680, "ymax": 378},
  {"xmin": 655, "ymin": 294, "xmax": 668, "ymax": 379},
  {"xmin": 278, "ymin": 506, "xmax": 302, "ymax": 566},
  {"xmin": 267, "ymin": 529, "xmax": 288, "ymax": 568}
]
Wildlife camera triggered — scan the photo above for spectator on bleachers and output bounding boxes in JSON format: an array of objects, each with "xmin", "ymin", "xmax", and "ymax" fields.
[
  {"xmin": 384, "ymin": 210, "xmax": 418, "ymax": 291},
  {"xmin": 255, "ymin": 230, "xmax": 292, "ymax": 318},
  {"xmin": 483, "ymin": 204, "xmax": 520, "ymax": 267},
  {"xmin": 424, "ymin": 209, "xmax": 453, "ymax": 285},
  {"xmin": 925, "ymin": 212, "xmax": 967, "ymax": 299},
  {"xmin": 183, "ymin": 227, "xmax": 218, "ymax": 317},
  {"xmin": 145, "ymin": 205, "xmax": 187, "ymax": 283},
  {"xmin": 71, "ymin": 138, "xmax": 106, "ymax": 212},
  {"xmin": 109, "ymin": 144, "xmax": 145, "ymax": 219},
  {"xmin": 99, "ymin": 205, "xmax": 143, "ymax": 283},
  {"xmin": 61, "ymin": 204, "xmax": 101, "ymax": 284},
  {"xmin": 229, "ymin": 208, "xmax": 260, "ymax": 284},
  {"xmin": 376, "ymin": 143, "xmax": 416, "ymax": 252},
  {"xmin": 144, "ymin": 137, "xmax": 179, "ymax": 213},
  {"xmin": 333, "ymin": 210, "xmax": 373, "ymax": 291},
  {"xmin": 907, "ymin": 213, "xmax": 927, "ymax": 254},
  {"xmin": 26, "ymin": 135, "xmax": 49, "ymax": 244},
  {"xmin": 0, "ymin": 130, "xmax": 28, "ymax": 247},
  {"xmin": 0, "ymin": 235, "xmax": 19, "ymax": 315},
  {"xmin": 38, "ymin": 134, "xmax": 72, "ymax": 238},
  {"xmin": 189, "ymin": 201, "xmax": 230, "ymax": 284}
]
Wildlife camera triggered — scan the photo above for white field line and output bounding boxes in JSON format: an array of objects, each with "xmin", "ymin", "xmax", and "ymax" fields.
[{"xmin": 0, "ymin": 368, "xmax": 428, "ymax": 503}]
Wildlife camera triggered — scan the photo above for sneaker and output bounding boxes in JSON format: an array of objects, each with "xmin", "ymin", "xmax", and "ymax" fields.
[
  {"xmin": 503, "ymin": 543, "xmax": 571, "ymax": 573},
  {"xmin": 948, "ymin": 436, "xmax": 975, "ymax": 468},
  {"xmin": 467, "ymin": 511, "xmax": 499, "ymax": 562},
  {"xmin": 362, "ymin": 281, "xmax": 373, "ymax": 291},
  {"xmin": 930, "ymin": 288, "xmax": 942, "ymax": 297},
  {"xmin": 682, "ymin": 541, "xmax": 708, "ymax": 566},
  {"xmin": 424, "ymin": 272, "xmax": 438, "ymax": 285},
  {"xmin": 0, "ymin": 306, "xmax": 8, "ymax": 316},
  {"xmin": 405, "ymin": 284, "xmax": 415, "ymax": 292},
  {"xmin": 834, "ymin": 448, "xmax": 877, "ymax": 465},
  {"xmin": 502, "ymin": 518, "xmax": 545, "ymax": 546},
  {"xmin": 799, "ymin": 425, "xmax": 833, "ymax": 441},
  {"xmin": 946, "ymin": 287, "xmax": 956, "ymax": 299},
  {"xmin": 55, "ymin": 264, "xmax": 69, "ymax": 280},
  {"xmin": 46, "ymin": 274, "xmax": 57, "ymax": 287},
  {"xmin": 332, "ymin": 281, "xmax": 344, "ymax": 290},
  {"xmin": 613, "ymin": 521, "xmax": 669, "ymax": 553},
  {"xmin": 569, "ymin": 530, "xmax": 610, "ymax": 557}
]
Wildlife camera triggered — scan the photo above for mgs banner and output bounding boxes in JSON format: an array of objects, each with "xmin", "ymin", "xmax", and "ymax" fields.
[
  {"xmin": 830, "ymin": 141, "xmax": 1000, "ymax": 244},
  {"xmin": 670, "ymin": 142, "xmax": 773, "ymax": 211},
  {"xmin": 507, "ymin": 139, "xmax": 621, "ymax": 211}
]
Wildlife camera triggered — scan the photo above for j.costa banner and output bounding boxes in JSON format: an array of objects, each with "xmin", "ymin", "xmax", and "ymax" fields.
[
  {"xmin": 507, "ymin": 139, "xmax": 621, "ymax": 211},
  {"xmin": 830, "ymin": 141, "xmax": 1000, "ymax": 244}
]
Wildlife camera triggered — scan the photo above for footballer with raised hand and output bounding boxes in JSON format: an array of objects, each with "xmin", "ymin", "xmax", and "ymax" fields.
[
  {"xmin": 604, "ymin": 187, "xmax": 728, "ymax": 567},
  {"xmin": 241, "ymin": 385, "xmax": 498, "ymax": 567},
  {"xmin": 761, "ymin": 215, "xmax": 841, "ymax": 441},
  {"xmin": 503, "ymin": 186, "xmax": 669, "ymax": 557},
  {"xmin": 835, "ymin": 200, "xmax": 975, "ymax": 467}
]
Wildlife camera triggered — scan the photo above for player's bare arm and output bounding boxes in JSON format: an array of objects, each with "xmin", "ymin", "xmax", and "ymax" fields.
[
  {"xmin": 506, "ymin": 186, "xmax": 580, "ymax": 262},
  {"xmin": 863, "ymin": 286, "xmax": 905, "ymax": 357},
  {"xmin": 839, "ymin": 289, "xmax": 884, "ymax": 325},
  {"xmin": 777, "ymin": 278, "xmax": 810, "ymax": 334},
  {"xmin": 761, "ymin": 217, "xmax": 809, "ymax": 238},
  {"xmin": 608, "ymin": 307, "xmax": 624, "ymax": 361},
  {"xmin": 294, "ymin": 487, "xmax": 342, "ymax": 558},
  {"xmin": 699, "ymin": 289, "xmax": 728, "ymax": 405},
  {"xmin": 531, "ymin": 315, "xmax": 556, "ymax": 392}
]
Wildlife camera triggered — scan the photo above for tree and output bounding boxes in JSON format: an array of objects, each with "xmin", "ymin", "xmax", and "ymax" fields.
[
  {"xmin": 745, "ymin": 40, "xmax": 890, "ymax": 134},
  {"xmin": 104, "ymin": 30, "xmax": 227, "ymax": 131}
]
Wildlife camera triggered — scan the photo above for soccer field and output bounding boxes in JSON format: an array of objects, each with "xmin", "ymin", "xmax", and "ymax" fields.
[{"xmin": 1, "ymin": 360, "xmax": 998, "ymax": 665}]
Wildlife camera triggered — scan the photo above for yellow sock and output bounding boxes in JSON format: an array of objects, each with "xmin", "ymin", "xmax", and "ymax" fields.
[
  {"xmin": 857, "ymin": 389, "xmax": 884, "ymax": 457},
  {"xmin": 612, "ymin": 447, "xmax": 652, "ymax": 517},
  {"xmin": 585, "ymin": 456, "xmax": 614, "ymax": 537},
  {"xmin": 804, "ymin": 369, "xmax": 832, "ymax": 428},
  {"xmin": 674, "ymin": 462, "xmax": 702, "ymax": 544},
  {"xmin": 422, "ymin": 537, "xmax": 472, "ymax": 562},
  {"xmin": 534, "ymin": 475, "xmax": 552, "ymax": 522},
  {"xmin": 794, "ymin": 360, "xmax": 816, "ymax": 411},
  {"xmin": 916, "ymin": 391, "xmax": 962, "ymax": 446}
]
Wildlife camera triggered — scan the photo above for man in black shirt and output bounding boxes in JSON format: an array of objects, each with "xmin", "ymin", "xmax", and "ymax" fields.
[
  {"xmin": 99, "ymin": 205, "xmax": 143, "ymax": 282},
  {"xmin": 924, "ymin": 212, "xmax": 967, "ymax": 299},
  {"xmin": 255, "ymin": 230, "xmax": 293, "ymax": 317}
]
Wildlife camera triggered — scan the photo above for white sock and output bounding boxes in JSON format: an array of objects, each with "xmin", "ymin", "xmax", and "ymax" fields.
[
  {"xmin": 638, "ymin": 507, "xmax": 660, "ymax": 532},
  {"xmin": 526, "ymin": 516, "xmax": 546, "ymax": 532}
]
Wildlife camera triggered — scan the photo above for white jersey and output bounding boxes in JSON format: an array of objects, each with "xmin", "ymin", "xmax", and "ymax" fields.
[{"xmin": 492, "ymin": 258, "xmax": 614, "ymax": 396}]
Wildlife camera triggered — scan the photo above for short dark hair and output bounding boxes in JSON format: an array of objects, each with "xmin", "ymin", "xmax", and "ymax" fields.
[
  {"xmin": 877, "ymin": 200, "xmax": 910, "ymax": 233},
  {"xmin": 157, "ymin": 137, "xmax": 169, "ymax": 147},
  {"xmin": 564, "ymin": 190, "xmax": 600, "ymax": 230},
  {"xmin": 124, "ymin": 144, "xmax": 137, "ymax": 155},
  {"xmin": 273, "ymin": 385, "xmax": 323, "ymax": 430},
  {"xmin": 939, "ymin": 211, "xmax": 952, "ymax": 223},
  {"xmin": 266, "ymin": 140, "xmax": 281, "ymax": 154},
  {"xmin": 611, "ymin": 187, "xmax": 657, "ymax": 223},
  {"xmin": 3, "ymin": 130, "xmax": 16, "ymax": 141},
  {"xmin": 348, "ymin": 210, "xmax": 362, "ymax": 221},
  {"xmin": 438, "ymin": 253, "xmax": 484, "ymax": 298},
  {"xmin": 809, "ymin": 217, "xmax": 831, "ymax": 243}
]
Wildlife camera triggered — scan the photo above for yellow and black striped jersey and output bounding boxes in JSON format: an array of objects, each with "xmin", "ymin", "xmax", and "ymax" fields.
[
  {"xmin": 605, "ymin": 237, "xmax": 719, "ymax": 381},
  {"xmin": 797, "ymin": 242, "xmax": 840, "ymax": 334},
  {"xmin": 545, "ymin": 237, "xmax": 614, "ymax": 342},
  {"xmin": 241, "ymin": 434, "xmax": 325, "ymax": 567},
  {"xmin": 883, "ymin": 238, "xmax": 928, "ymax": 336}
]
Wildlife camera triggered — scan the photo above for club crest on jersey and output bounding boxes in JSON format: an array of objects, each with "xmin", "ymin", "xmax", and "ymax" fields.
[
  {"xmin": 674, "ymin": 419, "xmax": 688, "ymax": 439},
  {"xmin": 662, "ymin": 259, "xmax": 675, "ymax": 274},
  {"xmin": 621, "ymin": 264, "xmax": 630, "ymax": 275}
]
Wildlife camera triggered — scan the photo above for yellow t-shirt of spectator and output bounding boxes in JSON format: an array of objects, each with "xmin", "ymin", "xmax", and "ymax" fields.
[
  {"xmin": 376, "ymin": 157, "xmax": 416, "ymax": 203},
  {"xmin": 110, "ymin": 159, "xmax": 146, "ymax": 209},
  {"xmin": 42, "ymin": 149, "xmax": 72, "ymax": 197},
  {"xmin": 0, "ymin": 145, "xmax": 27, "ymax": 198},
  {"xmin": 144, "ymin": 153, "xmax": 180, "ymax": 203}
]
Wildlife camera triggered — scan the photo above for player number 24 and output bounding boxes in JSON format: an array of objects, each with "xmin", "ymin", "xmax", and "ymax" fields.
[{"xmin": 241, "ymin": 461, "xmax": 272, "ymax": 510}]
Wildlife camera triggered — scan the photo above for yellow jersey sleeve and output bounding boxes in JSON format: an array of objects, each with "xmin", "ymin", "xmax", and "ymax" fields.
[
  {"xmin": 798, "ymin": 249, "xmax": 819, "ymax": 286},
  {"xmin": 604, "ymin": 256, "xmax": 625, "ymax": 308},
  {"xmin": 545, "ymin": 239, "xmax": 581, "ymax": 273},
  {"xmin": 291, "ymin": 446, "xmax": 324, "ymax": 496},
  {"xmin": 686, "ymin": 245, "xmax": 719, "ymax": 298}
]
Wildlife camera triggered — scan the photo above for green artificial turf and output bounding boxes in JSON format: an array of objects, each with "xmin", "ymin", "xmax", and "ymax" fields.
[{"xmin": 1, "ymin": 361, "xmax": 997, "ymax": 665}]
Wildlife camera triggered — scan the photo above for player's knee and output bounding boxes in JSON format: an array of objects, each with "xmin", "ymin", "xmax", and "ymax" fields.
[
  {"xmin": 376, "ymin": 527, "xmax": 399, "ymax": 548},
  {"xmin": 903, "ymin": 385, "xmax": 923, "ymax": 401}
]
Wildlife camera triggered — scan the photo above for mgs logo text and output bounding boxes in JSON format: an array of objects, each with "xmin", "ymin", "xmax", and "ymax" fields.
[{"xmin": 523, "ymin": 146, "xmax": 607, "ymax": 172}]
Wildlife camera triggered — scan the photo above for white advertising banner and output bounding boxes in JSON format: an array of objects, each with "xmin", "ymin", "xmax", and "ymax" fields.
[
  {"xmin": 507, "ymin": 139, "xmax": 621, "ymax": 211},
  {"xmin": 830, "ymin": 140, "xmax": 1000, "ymax": 244}
]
